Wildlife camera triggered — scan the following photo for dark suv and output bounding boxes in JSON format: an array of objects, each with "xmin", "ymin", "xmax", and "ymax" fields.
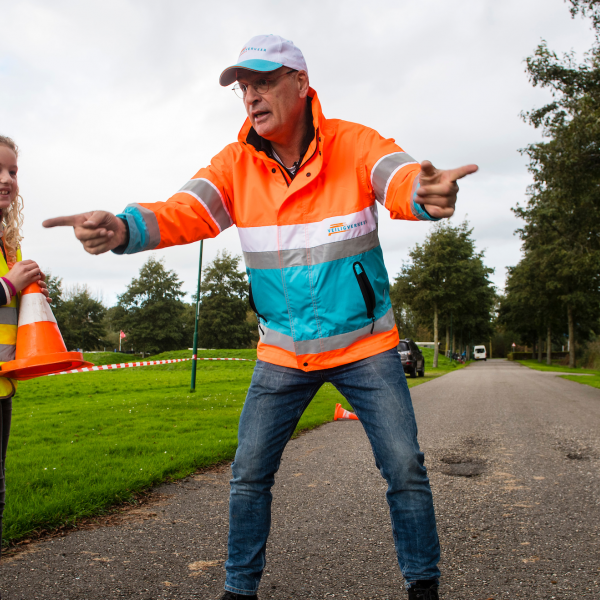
[{"xmin": 397, "ymin": 339, "xmax": 425, "ymax": 378}]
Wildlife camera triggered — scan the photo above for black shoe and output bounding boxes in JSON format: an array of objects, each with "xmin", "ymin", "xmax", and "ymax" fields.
[
  {"xmin": 220, "ymin": 592, "xmax": 258, "ymax": 600},
  {"xmin": 407, "ymin": 580, "xmax": 439, "ymax": 600}
]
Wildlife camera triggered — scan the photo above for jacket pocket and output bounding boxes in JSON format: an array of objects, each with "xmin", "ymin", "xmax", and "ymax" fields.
[
  {"xmin": 249, "ymin": 282, "xmax": 266, "ymax": 334},
  {"xmin": 352, "ymin": 261, "xmax": 376, "ymax": 333}
]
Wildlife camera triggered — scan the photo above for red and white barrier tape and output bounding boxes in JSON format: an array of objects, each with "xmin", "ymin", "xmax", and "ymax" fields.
[{"xmin": 48, "ymin": 356, "xmax": 255, "ymax": 376}]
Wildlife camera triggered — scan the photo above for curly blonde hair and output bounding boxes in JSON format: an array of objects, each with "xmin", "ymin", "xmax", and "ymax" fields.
[{"xmin": 0, "ymin": 135, "xmax": 24, "ymax": 265}]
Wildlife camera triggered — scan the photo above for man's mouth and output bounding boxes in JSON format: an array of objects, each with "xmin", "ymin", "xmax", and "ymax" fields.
[{"xmin": 253, "ymin": 111, "xmax": 270, "ymax": 123}]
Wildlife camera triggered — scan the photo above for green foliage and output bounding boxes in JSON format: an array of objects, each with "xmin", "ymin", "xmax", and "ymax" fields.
[
  {"xmin": 48, "ymin": 277, "xmax": 106, "ymax": 351},
  {"xmin": 197, "ymin": 251, "xmax": 253, "ymax": 349},
  {"xmin": 391, "ymin": 220, "xmax": 496, "ymax": 351},
  {"xmin": 506, "ymin": 3, "xmax": 600, "ymax": 365},
  {"xmin": 113, "ymin": 257, "xmax": 187, "ymax": 356}
]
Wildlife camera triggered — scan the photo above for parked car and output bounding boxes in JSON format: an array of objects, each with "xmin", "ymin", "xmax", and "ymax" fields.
[
  {"xmin": 398, "ymin": 339, "xmax": 425, "ymax": 378},
  {"xmin": 473, "ymin": 345, "xmax": 487, "ymax": 361}
]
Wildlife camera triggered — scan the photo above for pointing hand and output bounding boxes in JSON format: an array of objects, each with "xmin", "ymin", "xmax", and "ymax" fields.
[
  {"xmin": 42, "ymin": 211, "xmax": 127, "ymax": 255},
  {"xmin": 415, "ymin": 160, "xmax": 478, "ymax": 219}
]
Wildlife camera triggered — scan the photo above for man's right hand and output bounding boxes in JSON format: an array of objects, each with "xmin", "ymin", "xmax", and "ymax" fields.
[{"xmin": 42, "ymin": 211, "xmax": 127, "ymax": 255}]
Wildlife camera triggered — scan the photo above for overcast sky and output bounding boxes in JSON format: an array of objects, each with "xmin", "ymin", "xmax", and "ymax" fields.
[{"xmin": 1, "ymin": 0, "xmax": 595, "ymax": 304}]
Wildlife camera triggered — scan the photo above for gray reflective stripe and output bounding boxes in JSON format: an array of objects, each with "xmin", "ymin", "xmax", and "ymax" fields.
[
  {"xmin": 259, "ymin": 325, "xmax": 295, "ymax": 352},
  {"xmin": 371, "ymin": 152, "xmax": 417, "ymax": 205},
  {"xmin": 294, "ymin": 307, "xmax": 395, "ymax": 355},
  {"xmin": 0, "ymin": 307, "xmax": 17, "ymax": 326},
  {"xmin": 179, "ymin": 179, "xmax": 233, "ymax": 232},
  {"xmin": 244, "ymin": 230, "xmax": 380, "ymax": 270},
  {"xmin": 127, "ymin": 204, "xmax": 161, "ymax": 250},
  {"xmin": 259, "ymin": 308, "xmax": 396, "ymax": 356},
  {"xmin": 0, "ymin": 343, "xmax": 15, "ymax": 362}
]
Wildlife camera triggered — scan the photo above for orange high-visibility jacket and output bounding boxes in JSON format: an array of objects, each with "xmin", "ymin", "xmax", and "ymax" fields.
[{"xmin": 116, "ymin": 89, "xmax": 438, "ymax": 371}]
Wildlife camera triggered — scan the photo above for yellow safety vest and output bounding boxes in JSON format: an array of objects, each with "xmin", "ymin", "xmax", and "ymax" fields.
[{"xmin": 0, "ymin": 246, "xmax": 21, "ymax": 398}]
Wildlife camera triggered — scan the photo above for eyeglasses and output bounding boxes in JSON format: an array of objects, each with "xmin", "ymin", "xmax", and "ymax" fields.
[{"xmin": 233, "ymin": 70, "xmax": 297, "ymax": 99}]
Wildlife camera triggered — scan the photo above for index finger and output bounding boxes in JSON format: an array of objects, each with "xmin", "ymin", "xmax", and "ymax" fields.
[
  {"xmin": 445, "ymin": 164, "xmax": 479, "ymax": 182},
  {"xmin": 42, "ymin": 215, "xmax": 88, "ymax": 228}
]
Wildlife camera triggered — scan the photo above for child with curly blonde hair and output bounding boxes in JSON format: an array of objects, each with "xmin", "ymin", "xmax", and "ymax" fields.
[{"xmin": 0, "ymin": 136, "xmax": 50, "ymax": 564}]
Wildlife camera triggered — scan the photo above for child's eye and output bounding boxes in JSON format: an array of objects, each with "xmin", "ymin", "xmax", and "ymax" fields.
[{"xmin": 10, "ymin": 171, "xmax": 17, "ymax": 177}]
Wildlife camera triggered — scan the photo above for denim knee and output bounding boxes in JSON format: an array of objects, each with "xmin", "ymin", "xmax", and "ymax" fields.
[{"xmin": 377, "ymin": 442, "xmax": 429, "ymax": 491}]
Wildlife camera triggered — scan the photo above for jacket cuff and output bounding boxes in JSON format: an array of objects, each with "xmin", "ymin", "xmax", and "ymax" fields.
[
  {"xmin": 111, "ymin": 216, "xmax": 131, "ymax": 255},
  {"xmin": 410, "ymin": 176, "xmax": 441, "ymax": 221}
]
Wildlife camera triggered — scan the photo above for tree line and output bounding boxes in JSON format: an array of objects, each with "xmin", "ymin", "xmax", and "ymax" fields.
[
  {"xmin": 47, "ymin": 251, "xmax": 257, "ymax": 356},
  {"xmin": 498, "ymin": 0, "xmax": 600, "ymax": 367}
]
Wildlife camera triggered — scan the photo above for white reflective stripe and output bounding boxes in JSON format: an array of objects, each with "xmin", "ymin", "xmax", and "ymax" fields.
[
  {"xmin": 238, "ymin": 205, "xmax": 378, "ymax": 253},
  {"xmin": 18, "ymin": 293, "xmax": 57, "ymax": 327}
]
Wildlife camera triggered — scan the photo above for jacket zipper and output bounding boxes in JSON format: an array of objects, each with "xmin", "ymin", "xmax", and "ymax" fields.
[
  {"xmin": 249, "ymin": 283, "xmax": 267, "ymax": 335},
  {"xmin": 352, "ymin": 261, "xmax": 376, "ymax": 333}
]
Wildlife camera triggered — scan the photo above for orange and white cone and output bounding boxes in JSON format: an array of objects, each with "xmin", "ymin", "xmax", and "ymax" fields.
[
  {"xmin": 334, "ymin": 403, "xmax": 359, "ymax": 421},
  {"xmin": 0, "ymin": 282, "xmax": 93, "ymax": 380}
]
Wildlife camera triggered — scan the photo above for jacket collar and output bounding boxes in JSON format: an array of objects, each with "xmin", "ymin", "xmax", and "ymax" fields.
[{"xmin": 238, "ymin": 87, "xmax": 324, "ymax": 162}]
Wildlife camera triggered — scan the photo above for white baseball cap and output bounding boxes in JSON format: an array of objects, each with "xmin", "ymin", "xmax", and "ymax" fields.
[{"xmin": 219, "ymin": 34, "xmax": 308, "ymax": 87}]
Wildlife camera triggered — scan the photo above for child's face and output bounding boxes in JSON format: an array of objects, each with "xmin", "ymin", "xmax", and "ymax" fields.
[{"xmin": 0, "ymin": 145, "xmax": 18, "ymax": 210}]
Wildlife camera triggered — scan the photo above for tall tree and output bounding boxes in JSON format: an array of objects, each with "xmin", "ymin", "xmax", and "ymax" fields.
[
  {"xmin": 517, "ymin": 1, "xmax": 600, "ymax": 365},
  {"xmin": 197, "ymin": 251, "xmax": 253, "ymax": 349},
  {"xmin": 113, "ymin": 257, "xmax": 186, "ymax": 356}
]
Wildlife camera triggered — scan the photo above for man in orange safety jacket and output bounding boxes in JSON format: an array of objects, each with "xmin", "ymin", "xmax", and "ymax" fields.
[{"xmin": 45, "ymin": 34, "xmax": 477, "ymax": 600}]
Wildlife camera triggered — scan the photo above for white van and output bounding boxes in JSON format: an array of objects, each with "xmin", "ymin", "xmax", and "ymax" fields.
[{"xmin": 473, "ymin": 345, "xmax": 487, "ymax": 361}]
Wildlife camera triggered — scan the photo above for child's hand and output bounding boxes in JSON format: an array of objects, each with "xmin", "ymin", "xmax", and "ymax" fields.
[
  {"xmin": 5, "ymin": 260, "xmax": 45, "ymax": 294},
  {"xmin": 38, "ymin": 279, "xmax": 52, "ymax": 304}
]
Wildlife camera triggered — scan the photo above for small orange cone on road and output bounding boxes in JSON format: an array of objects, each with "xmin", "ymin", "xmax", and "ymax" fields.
[
  {"xmin": 0, "ymin": 282, "xmax": 93, "ymax": 380},
  {"xmin": 334, "ymin": 403, "xmax": 359, "ymax": 421}
]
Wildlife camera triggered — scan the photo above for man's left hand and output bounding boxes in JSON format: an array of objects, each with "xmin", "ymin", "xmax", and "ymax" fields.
[{"xmin": 415, "ymin": 160, "xmax": 478, "ymax": 219}]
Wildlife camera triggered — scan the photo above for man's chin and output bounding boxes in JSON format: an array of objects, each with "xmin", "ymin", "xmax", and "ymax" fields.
[{"xmin": 253, "ymin": 121, "xmax": 276, "ymax": 139}]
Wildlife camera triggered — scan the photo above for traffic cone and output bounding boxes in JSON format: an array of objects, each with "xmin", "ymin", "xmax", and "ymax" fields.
[
  {"xmin": 0, "ymin": 282, "xmax": 93, "ymax": 380},
  {"xmin": 334, "ymin": 403, "xmax": 359, "ymax": 421}
]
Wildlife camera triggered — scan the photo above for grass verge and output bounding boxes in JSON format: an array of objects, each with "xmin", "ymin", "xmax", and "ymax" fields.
[
  {"xmin": 515, "ymin": 359, "xmax": 600, "ymax": 391},
  {"xmin": 560, "ymin": 375, "xmax": 600, "ymax": 389},
  {"xmin": 515, "ymin": 359, "xmax": 600, "ymax": 375},
  {"xmin": 5, "ymin": 347, "xmax": 462, "ymax": 547}
]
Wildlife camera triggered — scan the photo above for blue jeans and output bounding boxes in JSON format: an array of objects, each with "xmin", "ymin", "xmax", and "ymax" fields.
[{"xmin": 224, "ymin": 348, "xmax": 440, "ymax": 595}]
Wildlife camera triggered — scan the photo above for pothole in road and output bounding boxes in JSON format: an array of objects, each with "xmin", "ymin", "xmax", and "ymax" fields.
[
  {"xmin": 440, "ymin": 455, "xmax": 487, "ymax": 477},
  {"xmin": 566, "ymin": 451, "xmax": 589, "ymax": 460}
]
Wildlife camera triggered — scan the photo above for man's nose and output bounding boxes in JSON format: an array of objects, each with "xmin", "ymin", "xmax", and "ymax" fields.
[{"xmin": 244, "ymin": 85, "xmax": 262, "ymax": 106}]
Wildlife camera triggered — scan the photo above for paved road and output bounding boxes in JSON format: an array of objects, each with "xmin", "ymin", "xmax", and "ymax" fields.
[{"xmin": 2, "ymin": 360, "xmax": 600, "ymax": 599}]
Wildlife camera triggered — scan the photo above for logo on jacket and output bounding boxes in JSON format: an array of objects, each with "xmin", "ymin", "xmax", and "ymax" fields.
[{"xmin": 328, "ymin": 220, "xmax": 367, "ymax": 236}]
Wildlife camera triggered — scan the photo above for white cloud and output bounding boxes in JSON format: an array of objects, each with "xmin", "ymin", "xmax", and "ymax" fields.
[{"xmin": 1, "ymin": 0, "xmax": 595, "ymax": 302}]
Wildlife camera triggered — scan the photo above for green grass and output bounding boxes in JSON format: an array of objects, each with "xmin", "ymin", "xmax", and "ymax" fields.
[
  {"xmin": 515, "ymin": 359, "xmax": 600, "ymax": 374},
  {"xmin": 515, "ymin": 359, "xmax": 600, "ymax": 391},
  {"xmin": 561, "ymin": 374, "xmax": 600, "ymax": 389},
  {"xmin": 5, "ymin": 347, "xmax": 461, "ymax": 547}
]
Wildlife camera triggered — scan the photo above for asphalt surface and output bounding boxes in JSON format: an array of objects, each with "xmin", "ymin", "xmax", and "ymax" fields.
[{"xmin": 2, "ymin": 359, "xmax": 599, "ymax": 599}]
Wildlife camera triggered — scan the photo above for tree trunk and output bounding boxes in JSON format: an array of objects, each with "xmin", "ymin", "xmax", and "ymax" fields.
[
  {"xmin": 445, "ymin": 325, "xmax": 450, "ymax": 357},
  {"xmin": 452, "ymin": 332, "xmax": 456, "ymax": 357},
  {"xmin": 433, "ymin": 304, "xmax": 439, "ymax": 368},
  {"xmin": 532, "ymin": 342, "xmax": 536, "ymax": 359},
  {"xmin": 466, "ymin": 344, "xmax": 471, "ymax": 361},
  {"xmin": 546, "ymin": 324, "xmax": 551, "ymax": 366},
  {"xmin": 568, "ymin": 306, "xmax": 575, "ymax": 368},
  {"xmin": 537, "ymin": 334, "xmax": 543, "ymax": 363}
]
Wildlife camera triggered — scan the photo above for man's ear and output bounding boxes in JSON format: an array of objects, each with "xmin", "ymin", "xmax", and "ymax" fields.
[{"xmin": 297, "ymin": 70, "xmax": 309, "ymax": 98}]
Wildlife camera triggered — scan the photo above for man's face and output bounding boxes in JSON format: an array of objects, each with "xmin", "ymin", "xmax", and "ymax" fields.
[{"xmin": 237, "ymin": 67, "xmax": 308, "ymax": 142}]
